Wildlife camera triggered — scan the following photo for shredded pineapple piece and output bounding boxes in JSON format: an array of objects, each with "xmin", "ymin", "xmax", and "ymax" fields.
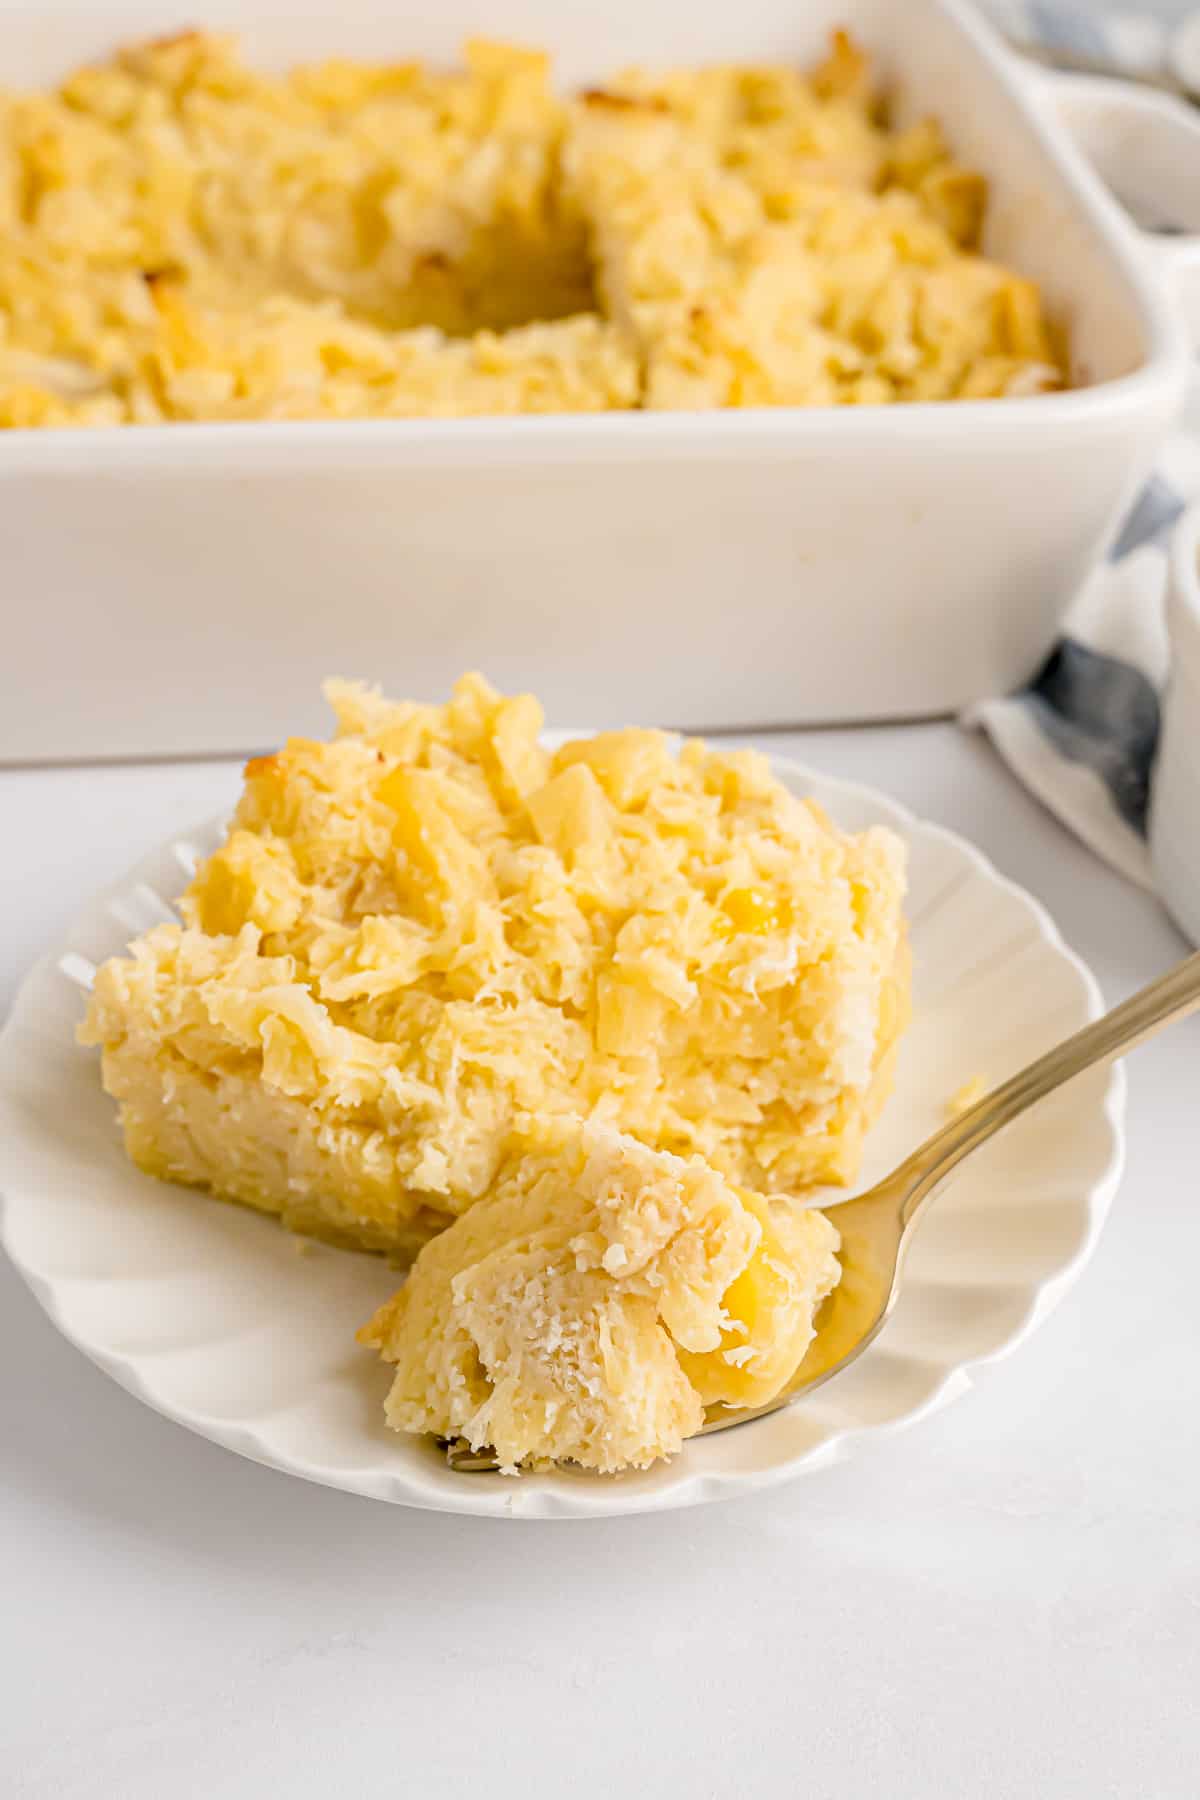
[{"xmin": 721, "ymin": 887, "xmax": 783, "ymax": 934}]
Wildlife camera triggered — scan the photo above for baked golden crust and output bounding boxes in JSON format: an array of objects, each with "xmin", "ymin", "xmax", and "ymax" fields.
[{"xmin": 0, "ymin": 30, "xmax": 1063, "ymax": 424}]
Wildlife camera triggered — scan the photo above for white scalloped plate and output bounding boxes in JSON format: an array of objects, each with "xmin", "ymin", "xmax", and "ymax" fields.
[{"xmin": 0, "ymin": 758, "xmax": 1124, "ymax": 1519}]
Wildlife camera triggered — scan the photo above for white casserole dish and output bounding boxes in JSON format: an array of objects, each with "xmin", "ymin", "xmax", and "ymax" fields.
[{"xmin": 1, "ymin": 0, "xmax": 1198, "ymax": 761}]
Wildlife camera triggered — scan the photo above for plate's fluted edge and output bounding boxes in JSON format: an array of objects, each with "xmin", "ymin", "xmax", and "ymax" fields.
[{"xmin": 0, "ymin": 759, "xmax": 1126, "ymax": 1521}]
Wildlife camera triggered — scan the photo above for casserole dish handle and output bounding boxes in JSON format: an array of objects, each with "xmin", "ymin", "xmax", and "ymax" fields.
[{"xmin": 1029, "ymin": 66, "xmax": 1200, "ymax": 342}]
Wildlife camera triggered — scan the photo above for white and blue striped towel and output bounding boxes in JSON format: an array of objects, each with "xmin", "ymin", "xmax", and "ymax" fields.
[
  {"xmin": 965, "ymin": 391, "xmax": 1200, "ymax": 888},
  {"xmin": 965, "ymin": 5, "xmax": 1199, "ymax": 887}
]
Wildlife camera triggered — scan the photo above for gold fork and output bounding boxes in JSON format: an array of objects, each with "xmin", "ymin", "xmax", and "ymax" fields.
[{"xmin": 445, "ymin": 948, "xmax": 1200, "ymax": 1474}]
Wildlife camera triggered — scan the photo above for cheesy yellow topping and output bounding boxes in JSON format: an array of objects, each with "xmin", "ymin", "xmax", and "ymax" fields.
[
  {"xmin": 0, "ymin": 29, "xmax": 1063, "ymax": 424},
  {"xmin": 79, "ymin": 672, "xmax": 911, "ymax": 1470},
  {"xmin": 81, "ymin": 672, "xmax": 909, "ymax": 1260}
]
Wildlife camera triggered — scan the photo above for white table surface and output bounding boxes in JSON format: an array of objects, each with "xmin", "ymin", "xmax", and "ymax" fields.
[{"xmin": 3, "ymin": 723, "xmax": 1198, "ymax": 1800}]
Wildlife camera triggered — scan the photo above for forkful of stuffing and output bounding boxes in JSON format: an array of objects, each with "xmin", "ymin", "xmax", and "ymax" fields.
[{"xmin": 362, "ymin": 945, "xmax": 1200, "ymax": 1474}]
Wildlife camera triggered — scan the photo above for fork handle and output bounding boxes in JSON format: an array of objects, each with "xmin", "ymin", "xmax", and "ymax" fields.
[{"xmin": 895, "ymin": 948, "xmax": 1200, "ymax": 1223}]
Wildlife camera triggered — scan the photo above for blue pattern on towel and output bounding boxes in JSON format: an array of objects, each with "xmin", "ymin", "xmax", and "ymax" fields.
[{"xmin": 1026, "ymin": 646, "xmax": 1162, "ymax": 832}]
